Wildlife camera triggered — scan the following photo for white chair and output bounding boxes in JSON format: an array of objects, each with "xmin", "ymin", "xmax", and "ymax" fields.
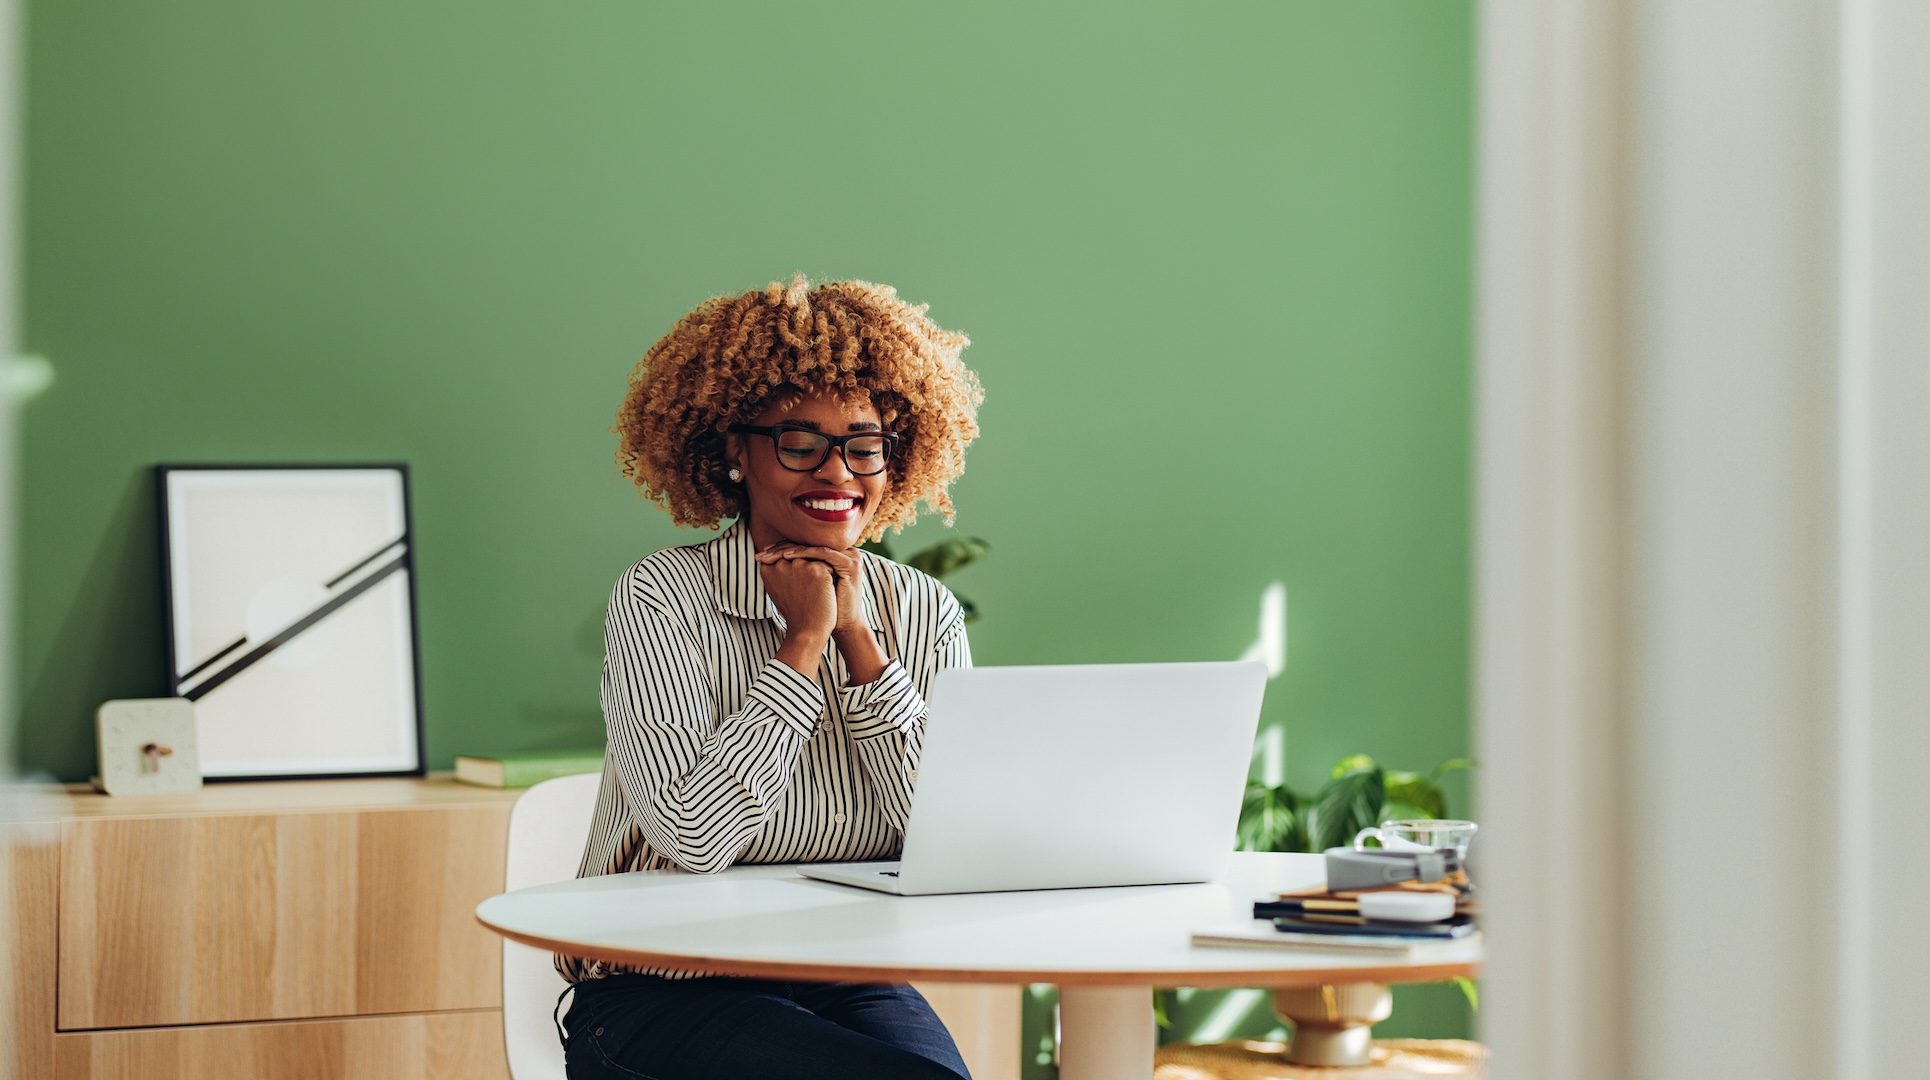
[{"xmin": 501, "ymin": 772, "xmax": 603, "ymax": 1080}]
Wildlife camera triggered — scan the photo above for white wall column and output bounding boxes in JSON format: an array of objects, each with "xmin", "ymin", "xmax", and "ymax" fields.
[
  {"xmin": 1860, "ymin": 4, "xmax": 1930, "ymax": 1076},
  {"xmin": 1476, "ymin": 2, "xmax": 1930, "ymax": 1078},
  {"xmin": 1473, "ymin": 2, "xmax": 1630, "ymax": 1079}
]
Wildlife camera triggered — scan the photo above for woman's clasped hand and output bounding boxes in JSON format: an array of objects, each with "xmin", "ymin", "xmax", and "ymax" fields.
[
  {"xmin": 754, "ymin": 544, "xmax": 839, "ymax": 638},
  {"xmin": 757, "ymin": 543, "xmax": 887, "ymax": 685}
]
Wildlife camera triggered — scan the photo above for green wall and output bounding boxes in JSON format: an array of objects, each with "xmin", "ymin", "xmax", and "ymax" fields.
[{"xmin": 20, "ymin": 0, "xmax": 1471, "ymax": 1054}]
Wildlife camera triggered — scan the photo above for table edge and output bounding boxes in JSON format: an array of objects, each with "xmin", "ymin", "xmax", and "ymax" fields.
[{"xmin": 479, "ymin": 914, "xmax": 1482, "ymax": 988}]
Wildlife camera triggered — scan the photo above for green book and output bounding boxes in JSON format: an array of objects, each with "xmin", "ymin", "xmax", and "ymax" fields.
[{"xmin": 453, "ymin": 750, "xmax": 604, "ymax": 788}]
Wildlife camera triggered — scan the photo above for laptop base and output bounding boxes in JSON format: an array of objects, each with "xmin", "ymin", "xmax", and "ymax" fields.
[{"xmin": 797, "ymin": 861, "xmax": 909, "ymax": 894}]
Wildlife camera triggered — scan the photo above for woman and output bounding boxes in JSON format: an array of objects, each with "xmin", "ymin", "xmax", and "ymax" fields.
[{"xmin": 559, "ymin": 276, "xmax": 985, "ymax": 1080}]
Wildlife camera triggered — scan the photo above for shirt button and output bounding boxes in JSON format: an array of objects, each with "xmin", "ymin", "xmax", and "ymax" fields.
[
  {"xmin": 908, "ymin": 770, "xmax": 918, "ymax": 782},
  {"xmin": 834, "ymin": 813, "xmax": 847, "ymax": 824}
]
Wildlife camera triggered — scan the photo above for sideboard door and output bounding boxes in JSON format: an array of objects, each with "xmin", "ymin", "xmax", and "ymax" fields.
[{"xmin": 58, "ymin": 804, "xmax": 509, "ymax": 1030}]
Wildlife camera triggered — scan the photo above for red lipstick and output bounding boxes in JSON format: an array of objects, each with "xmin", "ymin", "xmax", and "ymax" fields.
[{"xmin": 793, "ymin": 490, "xmax": 863, "ymax": 523}]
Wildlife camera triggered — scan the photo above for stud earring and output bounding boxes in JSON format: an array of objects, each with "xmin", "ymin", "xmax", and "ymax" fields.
[{"xmin": 728, "ymin": 468, "xmax": 742, "ymax": 482}]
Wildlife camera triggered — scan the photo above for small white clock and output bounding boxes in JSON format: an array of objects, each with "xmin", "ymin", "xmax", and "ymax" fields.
[{"xmin": 95, "ymin": 698, "xmax": 203, "ymax": 797}]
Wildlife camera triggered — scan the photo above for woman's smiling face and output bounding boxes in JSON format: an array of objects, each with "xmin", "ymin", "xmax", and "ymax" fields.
[{"xmin": 727, "ymin": 391, "xmax": 890, "ymax": 550}]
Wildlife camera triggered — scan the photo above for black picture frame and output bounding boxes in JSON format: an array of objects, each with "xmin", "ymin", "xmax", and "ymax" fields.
[{"xmin": 157, "ymin": 463, "xmax": 427, "ymax": 782}]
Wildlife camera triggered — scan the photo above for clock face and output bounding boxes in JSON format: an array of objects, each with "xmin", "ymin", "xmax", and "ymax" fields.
[{"xmin": 96, "ymin": 699, "xmax": 202, "ymax": 796}]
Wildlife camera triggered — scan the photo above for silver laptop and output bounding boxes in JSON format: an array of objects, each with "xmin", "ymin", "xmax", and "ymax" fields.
[{"xmin": 797, "ymin": 661, "xmax": 1266, "ymax": 895}]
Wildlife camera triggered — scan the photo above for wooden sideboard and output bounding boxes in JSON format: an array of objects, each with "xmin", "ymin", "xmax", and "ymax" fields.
[
  {"xmin": 6, "ymin": 776, "xmax": 1021, "ymax": 1080},
  {"xmin": 8, "ymin": 777, "xmax": 519, "ymax": 1080}
]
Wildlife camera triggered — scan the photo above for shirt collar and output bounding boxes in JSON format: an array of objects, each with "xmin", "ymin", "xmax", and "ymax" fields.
[
  {"xmin": 704, "ymin": 519, "xmax": 884, "ymax": 631},
  {"xmin": 705, "ymin": 520, "xmax": 768, "ymax": 620}
]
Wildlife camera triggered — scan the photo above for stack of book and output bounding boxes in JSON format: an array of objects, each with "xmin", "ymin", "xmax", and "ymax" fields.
[{"xmin": 1193, "ymin": 876, "xmax": 1479, "ymax": 955}]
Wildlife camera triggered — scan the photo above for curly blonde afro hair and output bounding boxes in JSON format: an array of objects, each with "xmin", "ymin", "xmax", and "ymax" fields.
[{"xmin": 616, "ymin": 275, "xmax": 983, "ymax": 541}]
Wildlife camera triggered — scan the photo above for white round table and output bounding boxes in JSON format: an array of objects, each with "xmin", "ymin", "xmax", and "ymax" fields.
[{"xmin": 475, "ymin": 852, "xmax": 1482, "ymax": 1079}]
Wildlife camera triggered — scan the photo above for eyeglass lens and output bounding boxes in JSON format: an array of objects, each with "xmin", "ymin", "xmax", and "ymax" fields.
[{"xmin": 774, "ymin": 429, "xmax": 892, "ymax": 474}]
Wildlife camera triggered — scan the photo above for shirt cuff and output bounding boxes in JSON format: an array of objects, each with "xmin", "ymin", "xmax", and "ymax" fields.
[
  {"xmin": 837, "ymin": 660, "xmax": 923, "ymax": 739},
  {"xmin": 743, "ymin": 659, "xmax": 828, "ymax": 739}
]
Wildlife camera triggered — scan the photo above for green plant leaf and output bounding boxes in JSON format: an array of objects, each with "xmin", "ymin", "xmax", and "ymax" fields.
[
  {"xmin": 1382, "ymin": 770, "xmax": 1449, "ymax": 821},
  {"xmin": 1311, "ymin": 764, "xmax": 1385, "ymax": 851},
  {"xmin": 1429, "ymin": 757, "xmax": 1476, "ymax": 783},
  {"xmin": 1237, "ymin": 781, "xmax": 1277, "ymax": 851},
  {"xmin": 1451, "ymin": 976, "xmax": 1479, "ymax": 1011},
  {"xmin": 1330, "ymin": 753, "xmax": 1377, "ymax": 779},
  {"xmin": 1237, "ymin": 780, "xmax": 1311, "ymax": 853},
  {"xmin": 1379, "ymin": 799, "xmax": 1432, "ymax": 824},
  {"xmin": 905, "ymin": 537, "xmax": 990, "ymax": 580}
]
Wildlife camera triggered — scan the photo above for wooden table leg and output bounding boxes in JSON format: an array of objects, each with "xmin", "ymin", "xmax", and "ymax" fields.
[
  {"xmin": 1058, "ymin": 986, "xmax": 1155, "ymax": 1080},
  {"xmin": 1270, "ymin": 983, "xmax": 1392, "ymax": 1066}
]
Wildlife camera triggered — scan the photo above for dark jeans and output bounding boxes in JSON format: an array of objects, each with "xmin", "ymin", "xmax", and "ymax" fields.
[{"xmin": 560, "ymin": 974, "xmax": 972, "ymax": 1080}]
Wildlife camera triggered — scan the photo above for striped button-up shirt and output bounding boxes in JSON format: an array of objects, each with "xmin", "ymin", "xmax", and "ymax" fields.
[{"xmin": 561, "ymin": 519, "xmax": 971, "ymax": 982}]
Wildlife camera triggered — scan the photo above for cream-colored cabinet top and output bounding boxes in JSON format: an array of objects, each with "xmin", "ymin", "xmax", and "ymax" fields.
[{"xmin": 44, "ymin": 773, "xmax": 519, "ymax": 819}]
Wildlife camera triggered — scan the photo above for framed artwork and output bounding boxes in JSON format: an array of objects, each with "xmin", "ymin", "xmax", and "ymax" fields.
[{"xmin": 158, "ymin": 464, "xmax": 426, "ymax": 780}]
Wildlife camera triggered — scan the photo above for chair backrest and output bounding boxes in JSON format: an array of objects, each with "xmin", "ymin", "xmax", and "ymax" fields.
[{"xmin": 501, "ymin": 771, "xmax": 603, "ymax": 1080}]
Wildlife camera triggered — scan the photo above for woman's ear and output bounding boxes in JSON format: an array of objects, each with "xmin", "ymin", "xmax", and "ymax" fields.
[{"xmin": 723, "ymin": 433, "xmax": 745, "ymax": 478}]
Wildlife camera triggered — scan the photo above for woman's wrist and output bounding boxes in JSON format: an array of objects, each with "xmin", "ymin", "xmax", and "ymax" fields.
[
  {"xmin": 831, "ymin": 625, "xmax": 888, "ymax": 685},
  {"xmin": 775, "ymin": 628, "xmax": 832, "ymax": 676}
]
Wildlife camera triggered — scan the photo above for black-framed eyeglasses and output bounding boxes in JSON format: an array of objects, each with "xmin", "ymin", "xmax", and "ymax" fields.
[{"xmin": 728, "ymin": 423, "xmax": 901, "ymax": 476}]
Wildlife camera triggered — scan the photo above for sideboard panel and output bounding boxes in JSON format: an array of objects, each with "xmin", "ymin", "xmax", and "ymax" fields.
[
  {"xmin": 8, "ymin": 834, "xmax": 59, "ymax": 1080},
  {"xmin": 52, "ymin": 1009, "xmax": 510, "ymax": 1080},
  {"xmin": 59, "ymin": 814, "xmax": 278, "ymax": 1029},
  {"xmin": 353, "ymin": 804, "xmax": 509, "ymax": 1015},
  {"xmin": 58, "ymin": 804, "xmax": 509, "ymax": 1030}
]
